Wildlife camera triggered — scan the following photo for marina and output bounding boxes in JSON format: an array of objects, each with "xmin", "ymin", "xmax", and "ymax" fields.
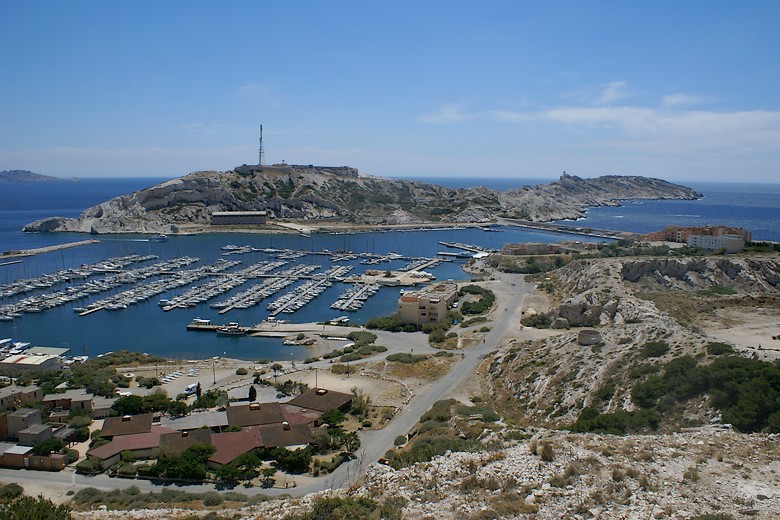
[{"xmin": 0, "ymin": 223, "xmax": 604, "ymax": 360}]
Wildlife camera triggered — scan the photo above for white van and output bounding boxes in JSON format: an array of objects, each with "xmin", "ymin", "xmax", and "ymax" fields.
[{"xmin": 184, "ymin": 383, "xmax": 198, "ymax": 395}]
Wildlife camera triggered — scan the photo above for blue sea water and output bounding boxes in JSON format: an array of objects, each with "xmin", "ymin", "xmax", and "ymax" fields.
[{"xmin": 0, "ymin": 177, "xmax": 777, "ymax": 361}]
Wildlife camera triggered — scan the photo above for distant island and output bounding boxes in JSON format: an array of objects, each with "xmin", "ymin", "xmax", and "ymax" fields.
[
  {"xmin": 22, "ymin": 164, "xmax": 701, "ymax": 234},
  {"xmin": 0, "ymin": 169, "xmax": 63, "ymax": 182}
]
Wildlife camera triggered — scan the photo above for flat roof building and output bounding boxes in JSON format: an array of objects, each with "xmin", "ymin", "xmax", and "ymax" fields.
[
  {"xmin": 397, "ymin": 281, "xmax": 458, "ymax": 327},
  {"xmin": 211, "ymin": 211, "xmax": 267, "ymax": 226},
  {"xmin": 0, "ymin": 354, "xmax": 61, "ymax": 372}
]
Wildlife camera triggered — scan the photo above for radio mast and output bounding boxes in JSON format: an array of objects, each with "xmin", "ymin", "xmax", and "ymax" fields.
[{"xmin": 258, "ymin": 125, "xmax": 264, "ymax": 166}]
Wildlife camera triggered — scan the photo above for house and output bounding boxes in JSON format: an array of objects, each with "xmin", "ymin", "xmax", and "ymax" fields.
[
  {"xmin": 226, "ymin": 402, "xmax": 285, "ymax": 427},
  {"xmin": 159, "ymin": 410, "xmax": 228, "ymax": 432},
  {"xmin": 100, "ymin": 413, "xmax": 153, "ymax": 439},
  {"xmin": 257, "ymin": 422, "xmax": 313, "ymax": 450},
  {"xmin": 6, "ymin": 408, "xmax": 42, "ymax": 440},
  {"xmin": 87, "ymin": 425, "xmax": 175, "ymax": 470},
  {"xmin": 286, "ymin": 388, "xmax": 353, "ymax": 413},
  {"xmin": 159, "ymin": 429, "xmax": 212, "ymax": 456},
  {"xmin": 91, "ymin": 396, "xmax": 116, "ymax": 419},
  {"xmin": 0, "ymin": 384, "xmax": 43, "ymax": 411},
  {"xmin": 17, "ymin": 423, "xmax": 52, "ymax": 446},
  {"xmin": 207, "ymin": 428, "xmax": 263, "ymax": 469},
  {"xmin": 42, "ymin": 389, "xmax": 94, "ymax": 413}
]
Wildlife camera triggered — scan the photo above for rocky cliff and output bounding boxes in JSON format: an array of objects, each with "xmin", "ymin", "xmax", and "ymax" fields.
[{"xmin": 22, "ymin": 165, "xmax": 700, "ymax": 234}]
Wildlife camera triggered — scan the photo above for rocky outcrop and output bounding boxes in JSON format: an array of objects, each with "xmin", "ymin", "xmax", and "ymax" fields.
[{"xmin": 22, "ymin": 166, "xmax": 701, "ymax": 234}]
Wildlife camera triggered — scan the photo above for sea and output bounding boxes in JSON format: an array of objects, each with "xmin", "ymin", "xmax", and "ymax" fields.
[{"xmin": 1, "ymin": 177, "xmax": 778, "ymax": 361}]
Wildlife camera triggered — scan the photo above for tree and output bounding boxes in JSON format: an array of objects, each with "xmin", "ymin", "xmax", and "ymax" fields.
[
  {"xmin": 350, "ymin": 387, "xmax": 371, "ymax": 417},
  {"xmin": 321, "ymin": 408, "xmax": 345, "ymax": 427},
  {"xmin": 261, "ymin": 467, "xmax": 277, "ymax": 488},
  {"xmin": 31, "ymin": 438, "xmax": 64, "ymax": 456},
  {"xmin": 112, "ymin": 394, "xmax": 143, "ymax": 415},
  {"xmin": 248, "ymin": 385, "xmax": 257, "ymax": 402},
  {"xmin": 196, "ymin": 382, "xmax": 202, "ymax": 399}
]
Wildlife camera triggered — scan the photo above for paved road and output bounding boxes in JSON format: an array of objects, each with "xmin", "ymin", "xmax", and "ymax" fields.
[
  {"xmin": 0, "ymin": 271, "xmax": 530, "ymax": 499},
  {"xmin": 288, "ymin": 270, "xmax": 530, "ymax": 496}
]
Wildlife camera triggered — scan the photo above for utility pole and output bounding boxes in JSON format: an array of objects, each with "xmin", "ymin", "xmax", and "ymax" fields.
[{"xmin": 258, "ymin": 125, "xmax": 264, "ymax": 166}]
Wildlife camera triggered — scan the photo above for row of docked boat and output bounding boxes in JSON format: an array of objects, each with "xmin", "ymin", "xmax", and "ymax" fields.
[
  {"xmin": 78, "ymin": 257, "xmax": 233, "ymax": 315},
  {"xmin": 329, "ymin": 283, "xmax": 380, "ymax": 312},
  {"xmin": 1, "ymin": 256, "xmax": 198, "ymax": 318},
  {"xmin": 209, "ymin": 264, "xmax": 320, "ymax": 313},
  {"xmin": 266, "ymin": 265, "xmax": 353, "ymax": 316},
  {"xmin": 0, "ymin": 254, "xmax": 157, "ymax": 300},
  {"xmin": 220, "ymin": 244, "xmax": 262, "ymax": 256},
  {"xmin": 164, "ymin": 260, "xmax": 288, "ymax": 312}
]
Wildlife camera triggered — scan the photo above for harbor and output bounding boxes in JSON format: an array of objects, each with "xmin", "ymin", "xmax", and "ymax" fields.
[{"xmin": 0, "ymin": 224, "xmax": 603, "ymax": 360}]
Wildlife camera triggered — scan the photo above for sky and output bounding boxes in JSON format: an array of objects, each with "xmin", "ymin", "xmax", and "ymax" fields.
[{"xmin": 1, "ymin": 1, "xmax": 779, "ymax": 183}]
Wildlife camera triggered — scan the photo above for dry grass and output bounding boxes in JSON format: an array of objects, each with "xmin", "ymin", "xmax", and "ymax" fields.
[{"xmin": 386, "ymin": 357, "xmax": 455, "ymax": 380}]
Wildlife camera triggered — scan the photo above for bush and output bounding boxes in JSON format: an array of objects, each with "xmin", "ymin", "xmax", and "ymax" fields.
[
  {"xmin": 0, "ymin": 483, "xmax": 24, "ymax": 500},
  {"xmin": 521, "ymin": 313, "xmax": 551, "ymax": 329},
  {"xmin": 456, "ymin": 405, "xmax": 500, "ymax": 422},
  {"xmin": 386, "ymin": 353, "xmax": 429, "ymax": 364},
  {"xmin": 0, "ymin": 494, "xmax": 71, "ymax": 519},
  {"xmin": 641, "ymin": 340, "xmax": 670, "ymax": 358},
  {"xmin": 706, "ymin": 342, "xmax": 734, "ymax": 355},
  {"xmin": 236, "ymin": 367, "xmax": 248, "ymax": 375},
  {"xmin": 331, "ymin": 364, "xmax": 356, "ymax": 375},
  {"xmin": 420, "ymin": 399, "xmax": 456, "ymax": 423},
  {"xmin": 76, "ymin": 457, "xmax": 104, "ymax": 475}
]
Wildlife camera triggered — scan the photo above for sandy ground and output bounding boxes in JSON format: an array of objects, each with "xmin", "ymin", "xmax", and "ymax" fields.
[{"xmin": 700, "ymin": 306, "xmax": 780, "ymax": 362}]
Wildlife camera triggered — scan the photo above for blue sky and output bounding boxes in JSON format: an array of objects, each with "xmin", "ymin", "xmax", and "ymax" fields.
[{"xmin": 2, "ymin": 1, "xmax": 779, "ymax": 182}]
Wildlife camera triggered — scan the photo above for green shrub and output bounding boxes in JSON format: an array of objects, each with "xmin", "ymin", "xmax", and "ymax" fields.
[
  {"xmin": 420, "ymin": 399, "xmax": 456, "ymax": 422},
  {"xmin": 386, "ymin": 353, "xmax": 429, "ymax": 364},
  {"xmin": 235, "ymin": 367, "xmax": 248, "ymax": 375},
  {"xmin": 641, "ymin": 341, "xmax": 669, "ymax": 358},
  {"xmin": 521, "ymin": 313, "xmax": 551, "ymax": 329},
  {"xmin": 456, "ymin": 405, "xmax": 500, "ymax": 422},
  {"xmin": 706, "ymin": 342, "xmax": 734, "ymax": 355},
  {"xmin": 0, "ymin": 483, "xmax": 24, "ymax": 500}
]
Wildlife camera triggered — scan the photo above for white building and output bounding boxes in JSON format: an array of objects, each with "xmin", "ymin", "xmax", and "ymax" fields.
[{"xmin": 686, "ymin": 234, "xmax": 745, "ymax": 254}]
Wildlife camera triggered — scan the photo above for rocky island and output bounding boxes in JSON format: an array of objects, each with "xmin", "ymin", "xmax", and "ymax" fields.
[
  {"xmin": 0, "ymin": 169, "xmax": 63, "ymax": 182},
  {"xmin": 22, "ymin": 164, "xmax": 700, "ymax": 234}
]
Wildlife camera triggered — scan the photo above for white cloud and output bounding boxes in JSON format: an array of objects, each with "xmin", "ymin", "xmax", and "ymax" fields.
[
  {"xmin": 419, "ymin": 104, "xmax": 473, "ymax": 124},
  {"xmin": 593, "ymin": 81, "xmax": 630, "ymax": 105},
  {"xmin": 661, "ymin": 93, "xmax": 711, "ymax": 107}
]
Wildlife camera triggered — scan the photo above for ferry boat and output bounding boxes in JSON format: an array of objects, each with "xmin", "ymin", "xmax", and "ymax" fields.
[{"xmin": 216, "ymin": 325, "xmax": 246, "ymax": 337}]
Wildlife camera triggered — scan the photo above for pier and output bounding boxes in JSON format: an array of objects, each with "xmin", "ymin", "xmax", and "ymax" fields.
[
  {"xmin": 1, "ymin": 239, "xmax": 100, "ymax": 259},
  {"xmin": 498, "ymin": 218, "xmax": 635, "ymax": 240}
]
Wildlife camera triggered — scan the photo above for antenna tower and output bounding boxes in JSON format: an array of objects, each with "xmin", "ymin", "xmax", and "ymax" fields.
[{"xmin": 258, "ymin": 125, "xmax": 264, "ymax": 166}]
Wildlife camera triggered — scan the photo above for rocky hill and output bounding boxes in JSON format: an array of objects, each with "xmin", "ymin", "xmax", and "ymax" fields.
[
  {"xmin": 486, "ymin": 255, "xmax": 780, "ymax": 430},
  {"xmin": 22, "ymin": 165, "xmax": 700, "ymax": 234},
  {"xmin": 0, "ymin": 169, "xmax": 61, "ymax": 182}
]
